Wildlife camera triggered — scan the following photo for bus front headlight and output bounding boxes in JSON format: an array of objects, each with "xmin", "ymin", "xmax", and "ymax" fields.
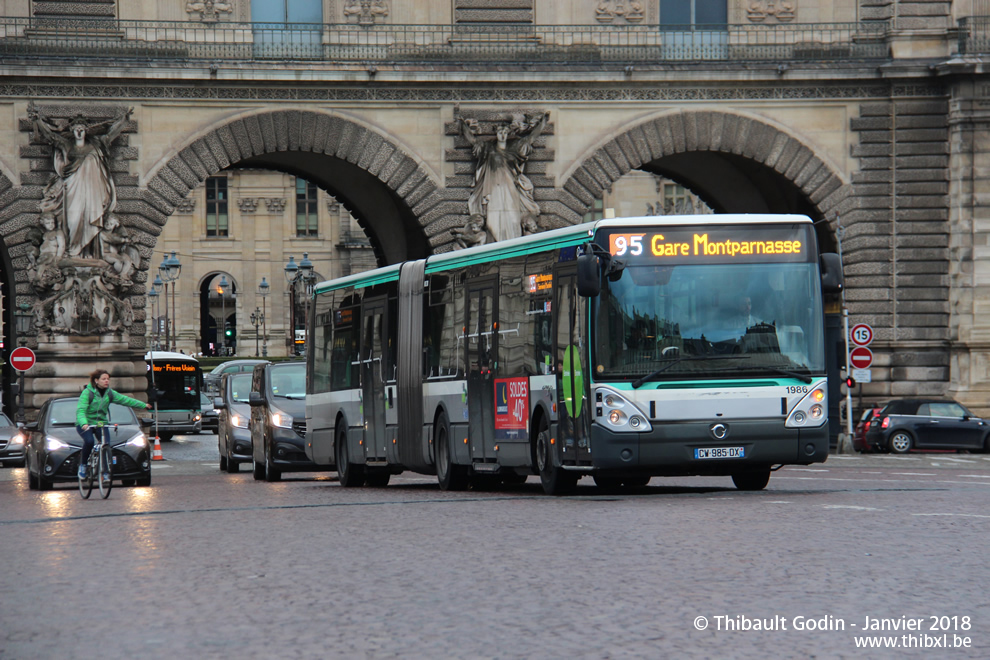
[{"xmin": 596, "ymin": 388, "xmax": 652, "ymax": 433}]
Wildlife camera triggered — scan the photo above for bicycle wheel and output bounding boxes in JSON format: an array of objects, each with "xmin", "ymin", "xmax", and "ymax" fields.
[
  {"xmin": 78, "ymin": 453, "xmax": 93, "ymax": 499},
  {"xmin": 98, "ymin": 444, "xmax": 113, "ymax": 499}
]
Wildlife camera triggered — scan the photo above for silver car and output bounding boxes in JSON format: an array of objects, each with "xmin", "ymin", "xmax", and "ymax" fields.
[{"xmin": 0, "ymin": 413, "xmax": 27, "ymax": 468}]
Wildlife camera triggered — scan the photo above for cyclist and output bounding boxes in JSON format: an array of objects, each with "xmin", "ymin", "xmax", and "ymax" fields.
[{"xmin": 76, "ymin": 369, "xmax": 152, "ymax": 479}]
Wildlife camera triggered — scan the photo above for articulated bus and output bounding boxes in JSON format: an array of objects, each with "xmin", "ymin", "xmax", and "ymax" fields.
[
  {"xmin": 145, "ymin": 351, "xmax": 203, "ymax": 440},
  {"xmin": 306, "ymin": 215, "xmax": 843, "ymax": 494}
]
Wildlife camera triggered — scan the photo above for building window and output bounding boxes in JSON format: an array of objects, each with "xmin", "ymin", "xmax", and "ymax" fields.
[
  {"xmin": 205, "ymin": 176, "xmax": 228, "ymax": 237},
  {"xmin": 660, "ymin": 0, "xmax": 727, "ymax": 28},
  {"xmin": 296, "ymin": 178, "xmax": 318, "ymax": 237},
  {"xmin": 583, "ymin": 198, "xmax": 605, "ymax": 223}
]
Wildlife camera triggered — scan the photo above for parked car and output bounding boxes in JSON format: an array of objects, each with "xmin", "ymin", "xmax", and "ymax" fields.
[
  {"xmin": 24, "ymin": 397, "xmax": 152, "ymax": 490},
  {"xmin": 0, "ymin": 413, "xmax": 27, "ymax": 467},
  {"xmin": 852, "ymin": 406, "xmax": 883, "ymax": 452},
  {"xmin": 250, "ymin": 360, "xmax": 328, "ymax": 481},
  {"xmin": 203, "ymin": 359, "xmax": 268, "ymax": 397},
  {"xmin": 199, "ymin": 392, "xmax": 219, "ymax": 433},
  {"xmin": 215, "ymin": 372, "xmax": 253, "ymax": 473},
  {"xmin": 864, "ymin": 398, "xmax": 989, "ymax": 454}
]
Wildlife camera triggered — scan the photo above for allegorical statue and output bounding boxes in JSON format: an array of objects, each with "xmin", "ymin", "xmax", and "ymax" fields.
[
  {"xmin": 457, "ymin": 110, "xmax": 549, "ymax": 243},
  {"xmin": 26, "ymin": 104, "xmax": 138, "ymax": 336},
  {"xmin": 31, "ymin": 105, "xmax": 132, "ymax": 260}
]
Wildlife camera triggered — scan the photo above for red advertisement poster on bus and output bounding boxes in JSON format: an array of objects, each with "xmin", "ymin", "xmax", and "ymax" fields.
[{"xmin": 495, "ymin": 377, "xmax": 528, "ymax": 440}]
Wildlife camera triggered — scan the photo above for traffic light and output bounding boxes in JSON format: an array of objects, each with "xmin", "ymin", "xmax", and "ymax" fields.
[
  {"xmin": 845, "ymin": 376, "xmax": 856, "ymax": 388},
  {"xmin": 224, "ymin": 324, "xmax": 232, "ymax": 338}
]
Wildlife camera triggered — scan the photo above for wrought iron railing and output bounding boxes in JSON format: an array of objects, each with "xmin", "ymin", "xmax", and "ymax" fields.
[
  {"xmin": 0, "ymin": 18, "xmax": 890, "ymax": 64},
  {"xmin": 959, "ymin": 17, "xmax": 990, "ymax": 54}
]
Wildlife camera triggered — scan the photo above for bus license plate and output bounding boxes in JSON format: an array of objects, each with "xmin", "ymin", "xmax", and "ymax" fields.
[{"xmin": 695, "ymin": 447, "xmax": 744, "ymax": 460}]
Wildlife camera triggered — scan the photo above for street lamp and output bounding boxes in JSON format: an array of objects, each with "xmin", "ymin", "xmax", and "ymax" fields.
[
  {"xmin": 284, "ymin": 256, "xmax": 299, "ymax": 354},
  {"xmin": 298, "ymin": 253, "xmax": 316, "ymax": 351},
  {"xmin": 13, "ymin": 303, "xmax": 33, "ymax": 424},
  {"xmin": 218, "ymin": 275, "xmax": 229, "ymax": 357},
  {"xmin": 250, "ymin": 307, "xmax": 264, "ymax": 357},
  {"xmin": 258, "ymin": 277, "xmax": 270, "ymax": 357},
  {"xmin": 148, "ymin": 287, "xmax": 160, "ymax": 350},
  {"xmin": 159, "ymin": 251, "xmax": 181, "ymax": 352}
]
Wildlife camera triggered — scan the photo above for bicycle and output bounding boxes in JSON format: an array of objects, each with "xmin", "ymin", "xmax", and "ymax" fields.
[{"xmin": 78, "ymin": 423, "xmax": 117, "ymax": 499}]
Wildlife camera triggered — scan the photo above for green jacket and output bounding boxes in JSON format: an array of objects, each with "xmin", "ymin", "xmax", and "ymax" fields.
[{"xmin": 76, "ymin": 383, "xmax": 146, "ymax": 427}]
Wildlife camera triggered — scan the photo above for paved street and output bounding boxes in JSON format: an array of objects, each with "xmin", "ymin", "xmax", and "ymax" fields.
[{"xmin": 1, "ymin": 434, "xmax": 988, "ymax": 659}]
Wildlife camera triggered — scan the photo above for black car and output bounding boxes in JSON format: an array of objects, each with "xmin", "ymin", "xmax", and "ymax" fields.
[
  {"xmin": 250, "ymin": 360, "xmax": 327, "ymax": 481},
  {"xmin": 25, "ymin": 397, "xmax": 152, "ymax": 490},
  {"xmin": 215, "ymin": 371, "xmax": 253, "ymax": 473},
  {"xmin": 199, "ymin": 392, "xmax": 219, "ymax": 433},
  {"xmin": 0, "ymin": 413, "xmax": 27, "ymax": 467},
  {"xmin": 864, "ymin": 398, "xmax": 990, "ymax": 454},
  {"xmin": 203, "ymin": 359, "xmax": 268, "ymax": 397}
]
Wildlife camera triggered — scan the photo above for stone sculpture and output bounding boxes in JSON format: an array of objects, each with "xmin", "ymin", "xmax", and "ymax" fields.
[{"xmin": 456, "ymin": 110, "xmax": 549, "ymax": 244}]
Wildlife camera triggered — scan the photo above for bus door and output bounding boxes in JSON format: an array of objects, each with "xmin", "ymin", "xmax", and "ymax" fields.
[
  {"xmin": 554, "ymin": 267, "xmax": 592, "ymax": 465},
  {"xmin": 361, "ymin": 297, "xmax": 387, "ymax": 463},
  {"xmin": 466, "ymin": 280, "xmax": 498, "ymax": 464}
]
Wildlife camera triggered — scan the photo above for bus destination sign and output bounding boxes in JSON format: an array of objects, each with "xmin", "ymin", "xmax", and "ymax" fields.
[{"xmin": 605, "ymin": 225, "xmax": 812, "ymax": 264}]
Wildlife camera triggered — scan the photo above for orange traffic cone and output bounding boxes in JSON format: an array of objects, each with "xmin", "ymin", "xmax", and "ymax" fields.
[{"xmin": 152, "ymin": 435, "xmax": 164, "ymax": 461}]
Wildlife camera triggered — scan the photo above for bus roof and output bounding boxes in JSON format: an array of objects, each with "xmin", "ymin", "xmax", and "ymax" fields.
[
  {"xmin": 145, "ymin": 351, "xmax": 199, "ymax": 363},
  {"xmin": 312, "ymin": 213, "xmax": 814, "ymax": 295}
]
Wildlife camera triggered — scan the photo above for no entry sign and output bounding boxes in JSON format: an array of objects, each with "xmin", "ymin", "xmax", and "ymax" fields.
[
  {"xmin": 850, "ymin": 346, "xmax": 873, "ymax": 370},
  {"xmin": 10, "ymin": 346, "xmax": 36, "ymax": 372}
]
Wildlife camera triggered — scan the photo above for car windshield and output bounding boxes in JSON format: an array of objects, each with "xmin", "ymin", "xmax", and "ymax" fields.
[
  {"xmin": 200, "ymin": 393, "xmax": 212, "ymax": 407},
  {"xmin": 269, "ymin": 363, "xmax": 305, "ymax": 399},
  {"xmin": 49, "ymin": 399, "xmax": 137, "ymax": 426},
  {"xmin": 0, "ymin": 412, "xmax": 12, "ymax": 426},
  {"xmin": 229, "ymin": 373, "xmax": 252, "ymax": 403}
]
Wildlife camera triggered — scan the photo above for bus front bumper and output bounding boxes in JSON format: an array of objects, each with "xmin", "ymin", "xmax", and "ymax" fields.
[{"xmin": 589, "ymin": 420, "xmax": 828, "ymax": 476}]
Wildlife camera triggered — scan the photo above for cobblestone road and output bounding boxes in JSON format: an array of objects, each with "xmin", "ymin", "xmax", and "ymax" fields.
[{"xmin": 1, "ymin": 434, "xmax": 988, "ymax": 659}]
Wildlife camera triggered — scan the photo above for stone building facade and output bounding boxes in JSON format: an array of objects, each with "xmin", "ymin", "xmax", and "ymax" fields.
[{"xmin": 0, "ymin": 0, "xmax": 987, "ymax": 418}]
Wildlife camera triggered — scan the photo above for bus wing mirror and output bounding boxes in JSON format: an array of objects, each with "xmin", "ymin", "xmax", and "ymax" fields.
[
  {"xmin": 577, "ymin": 253, "xmax": 602, "ymax": 297},
  {"xmin": 820, "ymin": 253, "xmax": 844, "ymax": 294}
]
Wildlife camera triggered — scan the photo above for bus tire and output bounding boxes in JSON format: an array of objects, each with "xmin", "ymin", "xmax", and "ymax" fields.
[
  {"xmin": 534, "ymin": 416, "xmax": 577, "ymax": 496},
  {"xmin": 731, "ymin": 469, "xmax": 771, "ymax": 491},
  {"xmin": 336, "ymin": 425, "xmax": 365, "ymax": 487},
  {"xmin": 436, "ymin": 412, "xmax": 468, "ymax": 491}
]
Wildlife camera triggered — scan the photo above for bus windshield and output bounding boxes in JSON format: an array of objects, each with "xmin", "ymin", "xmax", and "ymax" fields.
[
  {"xmin": 148, "ymin": 359, "xmax": 200, "ymax": 410},
  {"xmin": 592, "ymin": 253, "xmax": 824, "ymax": 382}
]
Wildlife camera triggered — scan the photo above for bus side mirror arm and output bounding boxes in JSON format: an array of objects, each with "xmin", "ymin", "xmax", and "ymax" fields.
[{"xmin": 820, "ymin": 253, "xmax": 844, "ymax": 294}]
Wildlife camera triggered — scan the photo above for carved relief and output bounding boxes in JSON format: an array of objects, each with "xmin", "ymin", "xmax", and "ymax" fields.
[
  {"xmin": 237, "ymin": 197, "xmax": 258, "ymax": 213},
  {"xmin": 747, "ymin": 1, "xmax": 796, "ymax": 23},
  {"xmin": 186, "ymin": 0, "xmax": 235, "ymax": 23},
  {"xmin": 26, "ymin": 104, "xmax": 139, "ymax": 336},
  {"xmin": 175, "ymin": 198, "xmax": 196, "ymax": 213},
  {"xmin": 594, "ymin": 1, "xmax": 645, "ymax": 24},
  {"xmin": 265, "ymin": 197, "xmax": 286, "ymax": 213},
  {"xmin": 343, "ymin": 0, "xmax": 389, "ymax": 25},
  {"xmin": 454, "ymin": 108, "xmax": 549, "ymax": 247}
]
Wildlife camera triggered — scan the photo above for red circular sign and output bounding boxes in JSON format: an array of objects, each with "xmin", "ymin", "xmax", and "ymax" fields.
[
  {"xmin": 10, "ymin": 346, "xmax": 36, "ymax": 372},
  {"xmin": 850, "ymin": 323, "xmax": 874, "ymax": 347},
  {"xmin": 850, "ymin": 346, "xmax": 873, "ymax": 369}
]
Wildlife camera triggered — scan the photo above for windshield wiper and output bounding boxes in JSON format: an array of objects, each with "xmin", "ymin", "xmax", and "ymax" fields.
[
  {"xmin": 631, "ymin": 356, "xmax": 708, "ymax": 389},
  {"xmin": 282, "ymin": 394, "xmax": 306, "ymax": 400}
]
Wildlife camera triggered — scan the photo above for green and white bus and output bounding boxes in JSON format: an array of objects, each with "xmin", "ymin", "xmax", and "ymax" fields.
[{"xmin": 306, "ymin": 214, "xmax": 843, "ymax": 494}]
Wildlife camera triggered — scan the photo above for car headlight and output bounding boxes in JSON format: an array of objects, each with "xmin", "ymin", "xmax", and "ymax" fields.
[
  {"xmin": 8, "ymin": 433, "xmax": 25, "ymax": 447},
  {"xmin": 45, "ymin": 436, "xmax": 69, "ymax": 451},
  {"xmin": 127, "ymin": 433, "xmax": 148, "ymax": 447},
  {"xmin": 193, "ymin": 413, "xmax": 202, "ymax": 422},
  {"xmin": 271, "ymin": 410, "xmax": 293, "ymax": 428},
  {"xmin": 231, "ymin": 414, "xmax": 249, "ymax": 429}
]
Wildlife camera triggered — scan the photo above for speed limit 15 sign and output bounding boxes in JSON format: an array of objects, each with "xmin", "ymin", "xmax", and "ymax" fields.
[{"xmin": 850, "ymin": 323, "xmax": 873, "ymax": 347}]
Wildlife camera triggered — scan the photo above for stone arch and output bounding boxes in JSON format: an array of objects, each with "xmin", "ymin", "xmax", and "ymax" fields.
[
  {"xmin": 139, "ymin": 109, "xmax": 445, "ymax": 267},
  {"xmin": 558, "ymin": 109, "xmax": 854, "ymax": 246}
]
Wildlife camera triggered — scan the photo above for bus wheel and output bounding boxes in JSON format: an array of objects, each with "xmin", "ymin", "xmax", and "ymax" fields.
[
  {"xmin": 436, "ymin": 412, "xmax": 468, "ymax": 491},
  {"xmin": 731, "ymin": 469, "xmax": 770, "ymax": 491},
  {"xmin": 535, "ymin": 417, "xmax": 577, "ymax": 496},
  {"xmin": 336, "ymin": 425, "xmax": 365, "ymax": 487}
]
